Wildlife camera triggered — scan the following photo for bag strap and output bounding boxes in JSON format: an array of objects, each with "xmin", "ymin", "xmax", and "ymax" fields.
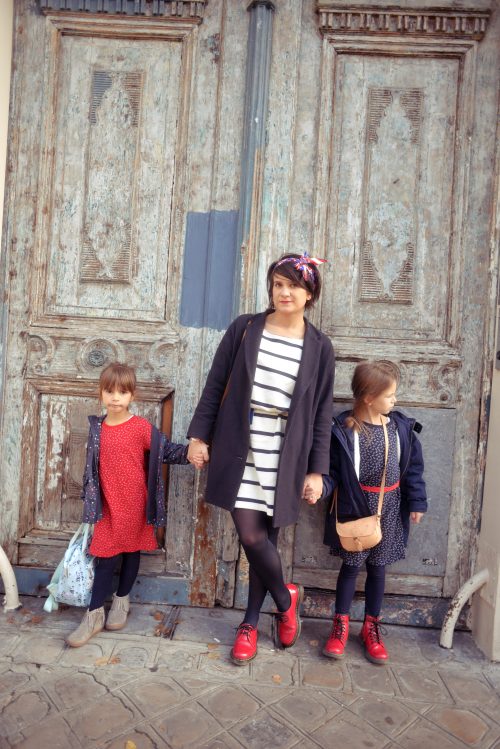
[
  {"xmin": 68, "ymin": 523, "xmax": 85, "ymax": 548},
  {"xmin": 376, "ymin": 417, "xmax": 389, "ymax": 517},
  {"xmin": 332, "ymin": 415, "xmax": 390, "ymax": 521},
  {"xmin": 67, "ymin": 523, "xmax": 92, "ymax": 550}
]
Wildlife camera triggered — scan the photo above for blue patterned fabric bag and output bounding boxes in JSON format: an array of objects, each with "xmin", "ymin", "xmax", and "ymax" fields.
[{"xmin": 43, "ymin": 524, "xmax": 95, "ymax": 611}]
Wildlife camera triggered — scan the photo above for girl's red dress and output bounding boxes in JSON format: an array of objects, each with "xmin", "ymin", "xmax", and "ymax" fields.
[{"xmin": 89, "ymin": 415, "xmax": 157, "ymax": 557}]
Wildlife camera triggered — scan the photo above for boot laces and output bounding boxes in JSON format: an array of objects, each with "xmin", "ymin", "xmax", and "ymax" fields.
[
  {"xmin": 332, "ymin": 615, "xmax": 347, "ymax": 640},
  {"xmin": 367, "ymin": 618, "xmax": 387, "ymax": 644},
  {"xmin": 236, "ymin": 623, "xmax": 255, "ymax": 641}
]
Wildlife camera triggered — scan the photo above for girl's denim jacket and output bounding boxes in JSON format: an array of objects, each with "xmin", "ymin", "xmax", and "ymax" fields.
[{"xmin": 80, "ymin": 415, "xmax": 189, "ymax": 527}]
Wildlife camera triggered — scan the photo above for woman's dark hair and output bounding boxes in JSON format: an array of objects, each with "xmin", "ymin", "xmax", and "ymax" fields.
[{"xmin": 266, "ymin": 253, "xmax": 322, "ymax": 310}]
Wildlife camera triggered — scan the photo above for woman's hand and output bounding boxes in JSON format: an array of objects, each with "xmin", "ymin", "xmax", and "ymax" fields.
[
  {"xmin": 188, "ymin": 439, "xmax": 209, "ymax": 469},
  {"xmin": 302, "ymin": 473, "xmax": 323, "ymax": 505},
  {"xmin": 410, "ymin": 512, "xmax": 424, "ymax": 523}
]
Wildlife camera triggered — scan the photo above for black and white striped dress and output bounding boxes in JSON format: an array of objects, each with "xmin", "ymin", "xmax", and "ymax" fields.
[{"xmin": 234, "ymin": 330, "xmax": 304, "ymax": 516}]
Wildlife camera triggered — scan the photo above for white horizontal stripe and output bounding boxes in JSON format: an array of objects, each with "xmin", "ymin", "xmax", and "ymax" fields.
[
  {"xmin": 246, "ymin": 451, "xmax": 280, "ymax": 468},
  {"xmin": 258, "ymin": 346, "xmax": 302, "ymax": 367},
  {"xmin": 234, "ymin": 499, "xmax": 274, "ymax": 516},
  {"xmin": 257, "ymin": 353, "xmax": 300, "ymax": 377},
  {"xmin": 262, "ymin": 332, "xmax": 304, "ymax": 350},
  {"xmin": 250, "ymin": 428, "xmax": 285, "ymax": 438},
  {"xmin": 246, "ymin": 462, "xmax": 278, "ymax": 473},
  {"xmin": 256, "ymin": 363, "xmax": 298, "ymax": 381},
  {"xmin": 253, "ymin": 380, "xmax": 295, "ymax": 399},
  {"xmin": 251, "ymin": 391, "xmax": 294, "ymax": 411}
]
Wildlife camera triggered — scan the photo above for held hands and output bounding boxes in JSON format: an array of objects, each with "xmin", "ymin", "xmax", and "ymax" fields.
[
  {"xmin": 410, "ymin": 512, "xmax": 424, "ymax": 524},
  {"xmin": 302, "ymin": 472, "xmax": 323, "ymax": 505},
  {"xmin": 187, "ymin": 439, "xmax": 209, "ymax": 470}
]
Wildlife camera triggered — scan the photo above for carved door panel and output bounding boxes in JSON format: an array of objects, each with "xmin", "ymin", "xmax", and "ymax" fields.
[
  {"xmin": 0, "ymin": 0, "xmax": 238, "ymax": 606},
  {"xmin": 288, "ymin": 8, "xmax": 496, "ymax": 623}
]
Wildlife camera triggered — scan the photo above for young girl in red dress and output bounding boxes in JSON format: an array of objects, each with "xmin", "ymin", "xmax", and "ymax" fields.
[{"xmin": 66, "ymin": 363, "xmax": 202, "ymax": 647}]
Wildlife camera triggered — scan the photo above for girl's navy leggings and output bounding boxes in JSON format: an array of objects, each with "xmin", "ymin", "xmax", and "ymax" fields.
[
  {"xmin": 335, "ymin": 561, "xmax": 386, "ymax": 617},
  {"xmin": 89, "ymin": 551, "xmax": 140, "ymax": 611}
]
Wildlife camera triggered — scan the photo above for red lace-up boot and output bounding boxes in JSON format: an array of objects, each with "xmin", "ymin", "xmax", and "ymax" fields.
[
  {"xmin": 323, "ymin": 614, "xmax": 349, "ymax": 659},
  {"xmin": 277, "ymin": 583, "xmax": 304, "ymax": 648},
  {"xmin": 230, "ymin": 623, "xmax": 258, "ymax": 665},
  {"xmin": 360, "ymin": 615, "xmax": 389, "ymax": 665}
]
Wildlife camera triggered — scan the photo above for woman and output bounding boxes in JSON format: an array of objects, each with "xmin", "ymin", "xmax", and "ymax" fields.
[{"xmin": 187, "ymin": 253, "xmax": 335, "ymax": 664}]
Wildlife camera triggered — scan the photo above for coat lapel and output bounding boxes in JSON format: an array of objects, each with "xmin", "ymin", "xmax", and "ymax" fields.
[
  {"xmin": 288, "ymin": 320, "xmax": 320, "ymax": 413},
  {"xmin": 243, "ymin": 312, "xmax": 267, "ymax": 382}
]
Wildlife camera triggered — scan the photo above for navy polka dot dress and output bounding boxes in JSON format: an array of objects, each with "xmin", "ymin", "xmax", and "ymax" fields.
[{"xmin": 338, "ymin": 419, "xmax": 406, "ymax": 567}]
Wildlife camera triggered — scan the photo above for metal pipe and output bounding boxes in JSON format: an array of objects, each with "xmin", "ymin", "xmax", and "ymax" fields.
[
  {"xmin": 0, "ymin": 544, "xmax": 21, "ymax": 611},
  {"xmin": 440, "ymin": 568, "xmax": 490, "ymax": 649},
  {"xmin": 232, "ymin": 0, "xmax": 275, "ymax": 316}
]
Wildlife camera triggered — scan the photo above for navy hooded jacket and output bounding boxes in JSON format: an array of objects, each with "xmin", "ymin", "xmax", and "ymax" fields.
[
  {"xmin": 323, "ymin": 410, "xmax": 428, "ymax": 549},
  {"xmin": 80, "ymin": 415, "xmax": 189, "ymax": 528}
]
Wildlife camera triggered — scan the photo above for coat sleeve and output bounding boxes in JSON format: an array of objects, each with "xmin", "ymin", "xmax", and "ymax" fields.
[
  {"xmin": 80, "ymin": 427, "xmax": 93, "ymax": 501},
  {"xmin": 187, "ymin": 317, "xmax": 247, "ymax": 444},
  {"xmin": 320, "ymin": 431, "xmax": 339, "ymax": 500},
  {"xmin": 307, "ymin": 339, "xmax": 335, "ymax": 475},
  {"xmin": 403, "ymin": 432, "xmax": 428, "ymax": 513},
  {"xmin": 160, "ymin": 437, "xmax": 189, "ymax": 465}
]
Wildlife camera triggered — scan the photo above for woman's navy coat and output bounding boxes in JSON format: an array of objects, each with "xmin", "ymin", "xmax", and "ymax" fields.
[
  {"xmin": 323, "ymin": 410, "xmax": 427, "ymax": 548},
  {"xmin": 188, "ymin": 311, "xmax": 335, "ymax": 528},
  {"xmin": 81, "ymin": 415, "xmax": 189, "ymax": 527}
]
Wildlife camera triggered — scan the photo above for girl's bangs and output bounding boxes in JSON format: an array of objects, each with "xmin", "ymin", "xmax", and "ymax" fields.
[{"xmin": 99, "ymin": 365, "xmax": 136, "ymax": 394}]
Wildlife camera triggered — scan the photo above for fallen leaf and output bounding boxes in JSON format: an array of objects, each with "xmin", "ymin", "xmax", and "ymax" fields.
[
  {"xmin": 207, "ymin": 643, "xmax": 218, "ymax": 650},
  {"xmin": 20, "ymin": 608, "xmax": 31, "ymax": 616},
  {"xmin": 94, "ymin": 655, "xmax": 121, "ymax": 666},
  {"xmin": 207, "ymin": 652, "xmax": 220, "ymax": 660},
  {"xmin": 272, "ymin": 674, "xmax": 282, "ymax": 684},
  {"xmin": 125, "ymin": 741, "xmax": 137, "ymax": 749},
  {"xmin": 152, "ymin": 611, "xmax": 163, "ymax": 621},
  {"xmin": 309, "ymin": 639, "xmax": 319, "ymax": 647},
  {"xmin": 30, "ymin": 615, "xmax": 43, "ymax": 624}
]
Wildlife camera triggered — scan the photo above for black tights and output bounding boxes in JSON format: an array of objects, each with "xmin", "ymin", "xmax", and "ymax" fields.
[
  {"xmin": 232, "ymin": 508, "xmax": 291, "ymax": 627},
  {"xmin": 335, "ymin": 561, "xmax": 386, "ymax": 618},
  {"xmin": 89, "ymin": 551, "xmax": 141, "ymax": 611}
]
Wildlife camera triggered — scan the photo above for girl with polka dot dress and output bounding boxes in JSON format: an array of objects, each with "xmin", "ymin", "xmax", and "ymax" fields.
[
  {"xmin": 307, "ymin": 361, "xmax": 427, "ymax": 665},
  {"xmin": 66, "ymin": 363, "xmax": 202, "ymax": 648}
]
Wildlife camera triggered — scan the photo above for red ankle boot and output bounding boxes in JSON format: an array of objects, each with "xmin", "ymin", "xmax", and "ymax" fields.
[
  {"xmin": 277, "ymin": 583, "xmax": 304, "ymax": 648},
  {"xmin": 323, "ymin": 613, "xmax": 349, "ymax": 659},
  {"xmin": 360, "ymin": 615, "xmax": 389, "ymax": 665},
  {"xmin": 231, "ymin": 623, "xmax": 258, "ymax": 665}
]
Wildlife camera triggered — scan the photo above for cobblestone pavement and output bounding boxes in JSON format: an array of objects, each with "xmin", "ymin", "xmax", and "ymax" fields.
[{"xmin": 1, "ymin": 597, "xmax": 499, "ymax": 749}]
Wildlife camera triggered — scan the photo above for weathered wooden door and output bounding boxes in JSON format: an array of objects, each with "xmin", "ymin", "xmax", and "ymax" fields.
[
  {"xmin": 289, "ymin": 3, "xmax": 497, "ymax": 624},
  {"xmin": 229, "ymin": 1, "xmax": 498, "ymax": 625},
  {"xmin": 0, "ymin": 0, "xmax": 248, "ymax": 607},
  {"xmin": 2, "ymin": 1, "xmax": 498, "ymax": 623}
]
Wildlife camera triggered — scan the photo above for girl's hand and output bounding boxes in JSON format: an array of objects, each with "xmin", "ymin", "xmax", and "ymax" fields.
[
  {"xmin": 302, "ymin": 473, "xmax": 323, "ymax": 505},
  {"xmin": 410, "ymin": 512, "xmax": 424, "ymax": 523},
  {"xmin": 188, "ymin": 439, "xmax": 209, "ymax": 469}
]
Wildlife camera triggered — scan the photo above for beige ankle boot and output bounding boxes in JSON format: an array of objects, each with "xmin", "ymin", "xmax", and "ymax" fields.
[
  {"xmin": 105, "ymin": 594, "xmax": 130, "ymax": 631},
  {"xmin": 66, "ymin": 607, "xmax": 105, "ymax": 648}
]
